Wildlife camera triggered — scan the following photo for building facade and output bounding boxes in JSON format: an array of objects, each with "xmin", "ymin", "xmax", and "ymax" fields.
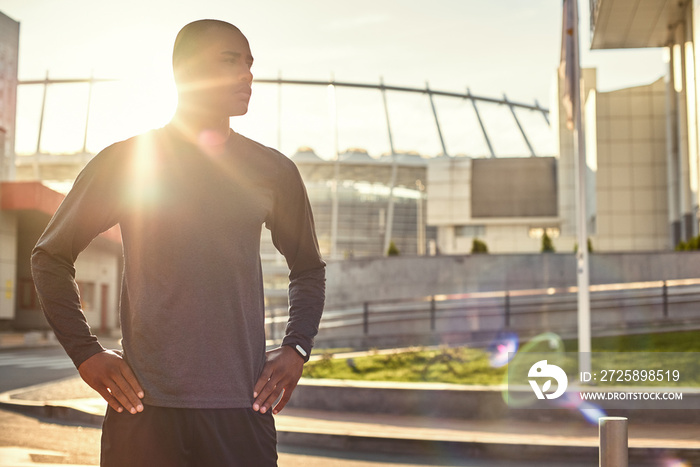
[
  {"xmin": 261, "ymin": 147, "xmax": 435, "ymax": 314},
  {"xmin": 0, "ymin": 182, "xmax": 122, "ymax": 332},
  {"xmin": 426, "ymin": 1, "xmax": 694, "ymax": 255},
  {"xmin": 591, "ymin": 0, "xmax": 700, "ymax": 247}
]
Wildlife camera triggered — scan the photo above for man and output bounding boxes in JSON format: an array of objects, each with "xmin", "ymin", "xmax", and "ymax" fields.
[{"xmin": 31, "ymin": 19, "xmax": 325, "ymax": 466}]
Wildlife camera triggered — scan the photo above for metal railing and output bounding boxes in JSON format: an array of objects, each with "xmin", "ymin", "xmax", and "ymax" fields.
[{"xmin": 266, "ymin": 278, "xmax": 700, "ymax": 346}]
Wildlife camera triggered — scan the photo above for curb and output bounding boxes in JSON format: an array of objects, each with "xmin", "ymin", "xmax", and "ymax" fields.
[
  {"xmin": 276, "ymin": 430, "xmax": 700, "ymax": 465},
  {"xmin": 290, "ymin": 378, "xmax": 700, "ymax": 424},
  {"xmin": 0, "ymin": 377, "xmax": 104, "ymax": 427},
  {"xmin": 2, "ymin": 394, "xmax": 698, "ymax": 465},
  {"xmin": 276, "ymin": 431, "xmax": 600, "ymax": 463},
  {"xmin": 2, "ymin": 379, "xmax": 699, "ymax": 465},
  {"xmin": 0, "ymin": 398, "xmax": 104, "ymax": 427}
]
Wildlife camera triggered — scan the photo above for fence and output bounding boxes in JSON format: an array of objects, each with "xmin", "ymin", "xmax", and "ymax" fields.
[{"xmin": 266, "ymin": 278, "xmax": 700, "ymax": 349}]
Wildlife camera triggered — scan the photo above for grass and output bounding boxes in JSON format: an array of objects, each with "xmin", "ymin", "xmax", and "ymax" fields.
[
  {"xmin": 303, "ymin": 330, "xmax": 700, "ymax": 385},
  {"xmin": 565, "ymin": 329, "xmax": 700, "ymax": 352},
  {"xmin": 303, "ymin": 347, "xmax": 507, "ymax": 385}
]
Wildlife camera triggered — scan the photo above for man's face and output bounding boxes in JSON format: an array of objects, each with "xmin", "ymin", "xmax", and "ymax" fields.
[{"xmin": 177, "ymin": 27, "xmax": 254, "ymax": 117}]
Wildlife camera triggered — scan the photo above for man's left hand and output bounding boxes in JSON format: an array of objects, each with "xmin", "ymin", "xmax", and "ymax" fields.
[{"xmin": 253, "ymin": 346, "xmax": 304, "ymax": 415}]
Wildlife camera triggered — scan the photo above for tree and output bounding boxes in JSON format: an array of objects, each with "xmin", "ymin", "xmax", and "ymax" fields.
[{"xmin": 541, "ymin": 232, "xmax": 555, "ymax": 253}]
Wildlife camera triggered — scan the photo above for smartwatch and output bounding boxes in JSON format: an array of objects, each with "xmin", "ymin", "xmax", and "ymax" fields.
[{"xmin": 285, "ymin": 343, "xmax": 309, "ymax": 362}]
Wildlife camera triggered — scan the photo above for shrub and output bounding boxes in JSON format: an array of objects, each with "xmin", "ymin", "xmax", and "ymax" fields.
[
  {"xmin": 574, "ymin": 238, "xmax": 594, "ymax": 253},
  {"xmin": 541, "ymin": 232, "xmax": 555, "ymax": 253},
  {"xmin": 676, "ymin": 236, "xmax": 700, "ymax": 251},
  {"xmin": 387, "ymin": 240, "xmax": 400, "ymax": 256},
  {"xmin": 471, "ymin": 238, "xmax": 488, "ymax": 253}
]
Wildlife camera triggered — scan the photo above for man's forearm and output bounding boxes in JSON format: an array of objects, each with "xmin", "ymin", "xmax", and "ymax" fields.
[
  {"xmin": 282, "ymin": 265, "xmax": 325, "ymax": 355},
  {"xmin": 31, "ymin": 246, "xmax": 106, "ymax": 368}
]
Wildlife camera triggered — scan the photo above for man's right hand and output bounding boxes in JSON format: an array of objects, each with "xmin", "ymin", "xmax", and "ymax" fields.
[{"xmin": 78, "ymin": 350, "xmax": 145, "ymax": 415}]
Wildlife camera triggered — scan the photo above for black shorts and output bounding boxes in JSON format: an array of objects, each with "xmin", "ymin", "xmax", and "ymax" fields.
[{"xmin": 100, "ymin": 405, "xmax": 277, "ymax": 467}]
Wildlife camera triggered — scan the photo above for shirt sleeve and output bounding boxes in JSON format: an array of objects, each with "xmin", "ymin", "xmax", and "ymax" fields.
[
  {"xmin": 31, "ymin": 146, "xmax": 124, "ymax": 368},
  {"xmin": 267, "ymin": 160, "xmax": 326, "ymax": 357}
]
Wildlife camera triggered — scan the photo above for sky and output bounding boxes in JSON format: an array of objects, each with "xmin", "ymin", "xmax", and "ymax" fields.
[{"xmin": 0, "ymin": 0, "xmax": 666, "ymax": 159}]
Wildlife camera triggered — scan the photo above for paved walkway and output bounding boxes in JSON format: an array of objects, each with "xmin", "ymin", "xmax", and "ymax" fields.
[
  {"xmin": 2, "ymin": 333, "xmax": 699, "ymax": 464},
  {"xmin": 1, "ymin": 376, "xmax": 699, "ymax": 465}
]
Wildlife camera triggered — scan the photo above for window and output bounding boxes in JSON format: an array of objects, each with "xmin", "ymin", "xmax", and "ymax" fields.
[{"xmin": 455, "ymin": 225, "xmax": 485, "ymax": 237}]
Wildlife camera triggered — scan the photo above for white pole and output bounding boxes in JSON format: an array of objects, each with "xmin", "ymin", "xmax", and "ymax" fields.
[
  {"xmin": 574, "ymin": 81, "xmax": 591, "ymax": 374},
  {"xmin": 566, "ymin": 0, "xmax": 592, "ymax": 374}
]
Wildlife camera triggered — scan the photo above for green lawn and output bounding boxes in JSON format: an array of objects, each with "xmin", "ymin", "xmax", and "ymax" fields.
[
  {"xmin": 303, "ymin": 347, "xmax": 506, "ymax": 385},
  {"xmin": 564, "ymin": 329, "xmax": 700, "ymax": 352},
  {"xmin": 304, "ymin": 330, "xmax": 700, "ymax": 385}
]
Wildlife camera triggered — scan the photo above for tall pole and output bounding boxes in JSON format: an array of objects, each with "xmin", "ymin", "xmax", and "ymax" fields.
[
  {"xmin": 566, "ymin": 0, "xmax": 592, "ymax": 374},
  {"xmin": 535, "ymin": 99, "xmax": 550, "ymax": 126},
  {"xmin": 82, "ymin": 71, "xmax": 94, "ymax": 154},
  {"xmin": 36, "ymin": 70, "xmax": 49, "ymax": 154},
  {"xmin": 416, "ymin": 179, "xmax": 426, "ymax": 255},
  {"xmin": 427, "ymin": 81, "xmax": 449, "ymax": 156},
  {"xmin": 574, "ymin": 74, "xmax": 591, "ymax": 373},
  {"xmin": 468, "ymin": 87, "xmax": 496, "ymax": 158},
  {"xmin": 277, "ymin": 70, "xmax": 283, "ymax": 150},
  {"xmin": 665, "ymin": 44, "xmax": 681, "ymax": 247},
  {"xmin": 381, "ymin": 77, "xmax": 398, "ymax": 255},
  {"xmin": 328, "ymin": 79, "xmax": 340, "ymax": 260},
  {"xmin": 504, "ymin": 93, "xmax": 536, "ymax": 156}
]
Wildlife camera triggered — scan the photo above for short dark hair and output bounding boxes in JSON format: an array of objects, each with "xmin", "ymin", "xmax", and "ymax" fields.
[{"xmin": 172, "ymin": 19, "xmax": 242, "ymax": 71}]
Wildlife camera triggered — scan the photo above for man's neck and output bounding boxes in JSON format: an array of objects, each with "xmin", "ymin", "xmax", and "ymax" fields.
[{"xmin": 169, "ymin": 107, "xmax": 231, "ymax": 145}]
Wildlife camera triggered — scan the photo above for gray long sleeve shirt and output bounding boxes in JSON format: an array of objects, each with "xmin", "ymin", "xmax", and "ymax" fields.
[{"xmin": 31, "ymin": 125, "xmax": 325, "ymax": 408}]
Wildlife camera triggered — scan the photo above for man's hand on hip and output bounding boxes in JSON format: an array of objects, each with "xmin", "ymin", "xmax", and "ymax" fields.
[
  {"xmin": 253, "ymin": 346, "xmax": 304, "ymax": 415},
  {"xmin": 78, "ymin": 350, "xmax": 144, "ymax": 415}
]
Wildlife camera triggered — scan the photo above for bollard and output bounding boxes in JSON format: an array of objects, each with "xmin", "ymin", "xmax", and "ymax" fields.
[{"xmin": 599, "ymin": 416, "xmax": 628, "ymax": 467}]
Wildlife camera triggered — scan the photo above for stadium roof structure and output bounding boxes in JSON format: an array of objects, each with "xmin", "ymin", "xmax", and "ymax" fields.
[{"xmin": 291, "ymin": 147, "xmax": 428, "ymax": 188}]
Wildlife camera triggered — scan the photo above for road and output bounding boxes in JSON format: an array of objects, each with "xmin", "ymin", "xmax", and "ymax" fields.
[
  {"xmin": 0, "ymin": 347, "xmax": 593, "ymax": 467},
  {"xmin": 0, "ymin": 409, "xmax": 593, "ymax": 467},
  {"xmin": 0, "ymin": 347, "xmax": 77, "ymax": 393}
]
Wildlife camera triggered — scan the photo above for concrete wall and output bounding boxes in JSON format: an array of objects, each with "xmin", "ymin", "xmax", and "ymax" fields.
[
  {"xmin": 326, "ymin": 252, "xmax": 700, "ymax": 306},
  {"xmin": 314, "ymin": 252, "xmax": 700, "ymax": 349},
  {"xmin": 0, "ymin": 211, "xmax": 16, "ymax": 321},
  {"xmin": 289, "ymin": 379, "xmax": 700, "ymax": 423}
]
